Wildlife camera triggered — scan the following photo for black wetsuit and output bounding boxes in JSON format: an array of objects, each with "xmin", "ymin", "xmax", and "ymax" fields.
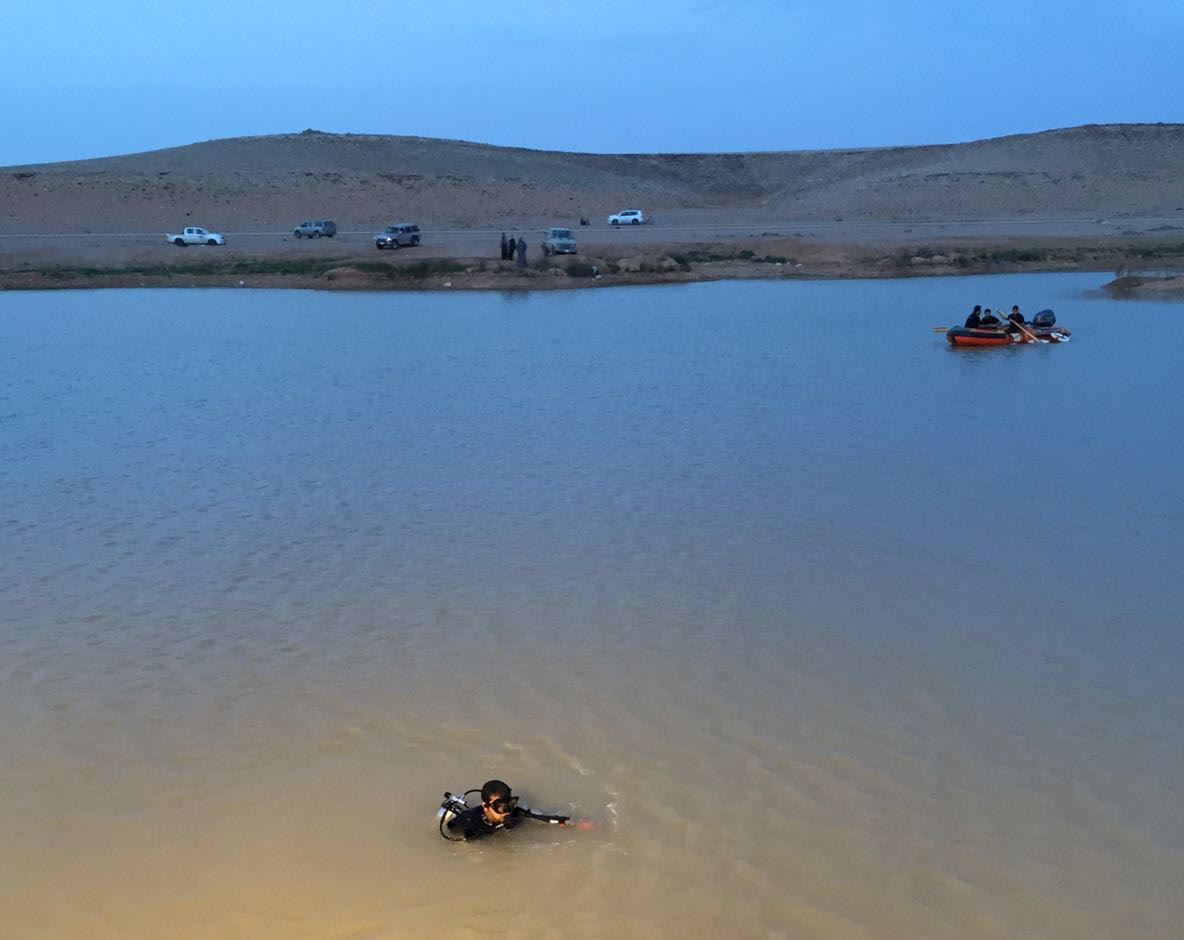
[
  {"xmin": 446, "ymin": 805, "xmax": 569, "ymax": 841},
  {"xmin": 964, "ymin": 312, "xmax": 982, "ymax": 328}
]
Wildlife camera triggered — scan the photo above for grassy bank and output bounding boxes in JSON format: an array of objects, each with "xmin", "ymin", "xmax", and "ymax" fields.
[
  {"xmin": 867, "ymin": 239, "xmax": 1184, "ymax": 273},
  {"xmin": 3, "ymin": 237, "xmax": 1182, "ymax": 292},
  {"xmin": 4, "ymin": 257, "xmax": 470, "ymax": 282}
]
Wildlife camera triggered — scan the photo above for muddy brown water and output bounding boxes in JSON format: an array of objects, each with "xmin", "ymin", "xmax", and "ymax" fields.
[{"xmin": 2, "ymin": 275, "xmax": 1180, "ymax": 939}]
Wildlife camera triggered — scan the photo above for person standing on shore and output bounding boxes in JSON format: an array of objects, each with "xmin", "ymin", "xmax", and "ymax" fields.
[
  {"xmin": 516, "ymin": 237, "xmax": 527, "ymax": 267},
  {"xmin": 500, "ymin": 232, "xmax": 508, "ymax": 260}
]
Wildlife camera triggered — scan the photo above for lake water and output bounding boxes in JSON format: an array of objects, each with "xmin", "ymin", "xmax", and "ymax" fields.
[{"xmin": 1, "ymin": 274, "xmax": 1181, "ymax": 940}]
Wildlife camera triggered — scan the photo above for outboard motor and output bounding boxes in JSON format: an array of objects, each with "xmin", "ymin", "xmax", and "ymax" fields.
[{"xmin": 1032, "ymin": 309, "xmax": 1056, "ymax": 329}]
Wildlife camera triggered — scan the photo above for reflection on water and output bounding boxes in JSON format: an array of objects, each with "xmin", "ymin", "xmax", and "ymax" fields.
[{"xmin": 1, "ymin": 276, "xmax": 1182, "ymax": 939}]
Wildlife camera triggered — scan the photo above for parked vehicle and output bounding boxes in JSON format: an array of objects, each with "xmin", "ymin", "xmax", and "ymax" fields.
[
  {"xmin": 294, "ymin": 219, "xmax": 337, "ymax": 238},
  {"xmin": 166, "ymin": 226, "xmax": 225, "ymax": 246},
  {"xmin": 374, "ymin": 223, "xmax": 421, "ymax": 249},
  {"xmin": 542, "ymin": 227, "xmax": 577, "ymax": 255},
  {"xmin": 607, "ymin": 209, "xmax": 644, "ymax": 226}
]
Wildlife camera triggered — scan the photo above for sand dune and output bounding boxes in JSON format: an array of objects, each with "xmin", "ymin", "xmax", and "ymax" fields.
[{"xmin": 3, "ymin": 124, "xmax": 1184, "ymax": 235}]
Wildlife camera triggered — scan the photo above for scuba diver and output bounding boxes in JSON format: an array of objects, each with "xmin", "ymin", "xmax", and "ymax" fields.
[{"xmin": 438, "ymin": 779, "xmax": 588, "ymax": 841}]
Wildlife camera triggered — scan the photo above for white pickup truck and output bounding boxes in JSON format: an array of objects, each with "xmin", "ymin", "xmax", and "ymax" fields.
[{"xmin": 167, "ymin": 226, "xmax": 226, "ymax": 246}]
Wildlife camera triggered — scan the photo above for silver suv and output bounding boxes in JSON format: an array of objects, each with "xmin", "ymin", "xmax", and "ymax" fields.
[
  {"xmin": 542, "ymin": 227, "xmax": 577, "ymax": 255},
  {"xmin": 294, "ymin": 219, "xmax": 337, "ymax": 238},
  {"xmin": 374, "ymin": 223, "xmax": 421, "ymax": 249}
]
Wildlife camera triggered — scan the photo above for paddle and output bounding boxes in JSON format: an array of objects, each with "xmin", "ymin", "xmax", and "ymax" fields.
[
  {"xmin": 939, "ymin": 308, "xmax": 1009, "ymax": 334},
  {"xmin": 936, "ymin": 310, "xmax": 987, "ymax": 332},
  {"xmin": 934, "ymin": 318, "xmax": 994, "ymax": 333},
  {"xmin": 998, "ymin": 304, "xmax": 1044, "ymax": 344}
]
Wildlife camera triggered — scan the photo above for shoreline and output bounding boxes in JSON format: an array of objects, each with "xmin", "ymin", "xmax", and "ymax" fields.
[
  {"xmin": 5, "ymin": 124, "xmax": 1183, "ymax": 298},
  {"xmin": 4, "ymin": 233, "xmax": 1183, "ymax": 296}
]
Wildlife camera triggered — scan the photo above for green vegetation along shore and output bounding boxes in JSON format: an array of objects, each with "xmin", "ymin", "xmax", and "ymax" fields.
[{"xmin": 3, "ymin": 236, "xmax": 1183, "ymax": 295}]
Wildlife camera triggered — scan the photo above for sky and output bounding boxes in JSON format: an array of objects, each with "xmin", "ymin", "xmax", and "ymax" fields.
[{"xmin": 5, "ymin": 0, "xmax": 1183, "ymax": 166}]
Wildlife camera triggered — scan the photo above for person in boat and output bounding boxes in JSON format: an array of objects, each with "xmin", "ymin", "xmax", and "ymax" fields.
[
  {"xmin": 964, "ymin": 305, "xmax": 982, "ymax": 328},
  {"xmin": 442, "ymin": 779, "xmax": 571, "ymax": 841},
  {"xmin": 1005, "ymin": 305, "xmax": 1026, "ymax": 334},
  {"xmin": 979, "ymin": 307, "xmax": 1002, "ymax": 328}
]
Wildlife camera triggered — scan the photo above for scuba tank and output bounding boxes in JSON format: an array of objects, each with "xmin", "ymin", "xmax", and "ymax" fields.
[{"xmin": 438, "ymin": 789, "xmax": 480, "ymax": 841}]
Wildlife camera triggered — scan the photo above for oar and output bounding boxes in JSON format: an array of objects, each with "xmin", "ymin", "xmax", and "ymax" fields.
[
  {"xmin": 999, "ymin": 304, "xmax": 1044, "ymax": 344},
  {"xmin": 980, "ymin": 307, "xmax": 1008, "ymax": 332}
]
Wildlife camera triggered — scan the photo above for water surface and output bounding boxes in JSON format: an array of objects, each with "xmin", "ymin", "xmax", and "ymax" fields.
[{"xmin": 2, "ymin": 275, "xmax": 1181, "ymax": 939}]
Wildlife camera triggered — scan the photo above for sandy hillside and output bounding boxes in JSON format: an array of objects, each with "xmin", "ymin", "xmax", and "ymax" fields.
[{"xmin": 2, "ymin": 124, "xmax": 1184, "ymax": 235}]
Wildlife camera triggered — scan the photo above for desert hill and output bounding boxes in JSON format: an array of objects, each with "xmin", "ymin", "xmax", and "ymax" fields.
[{"xmin": 3, "ymin": 123, "xmax": 1183, "ymax": 233}]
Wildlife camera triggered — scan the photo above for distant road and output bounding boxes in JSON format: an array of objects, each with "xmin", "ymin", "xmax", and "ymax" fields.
[
  {"xmin": 2, "ymin": 216, "xmax": 1182, "ymax": 244},
  {"xmin": 3, "ymin": 216, "xmax": 1182, "ymax": 276}
]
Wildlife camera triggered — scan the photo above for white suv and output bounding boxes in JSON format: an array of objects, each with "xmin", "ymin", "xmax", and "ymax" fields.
[{"xmin": 608, "ymin": 209, "xmax": 645, "ymax": 225}]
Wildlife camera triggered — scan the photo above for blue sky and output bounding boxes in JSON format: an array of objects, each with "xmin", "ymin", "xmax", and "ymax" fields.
[{"xmin": 6, "ymin": 0, "xmax": 1183, "ymax": 165}]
